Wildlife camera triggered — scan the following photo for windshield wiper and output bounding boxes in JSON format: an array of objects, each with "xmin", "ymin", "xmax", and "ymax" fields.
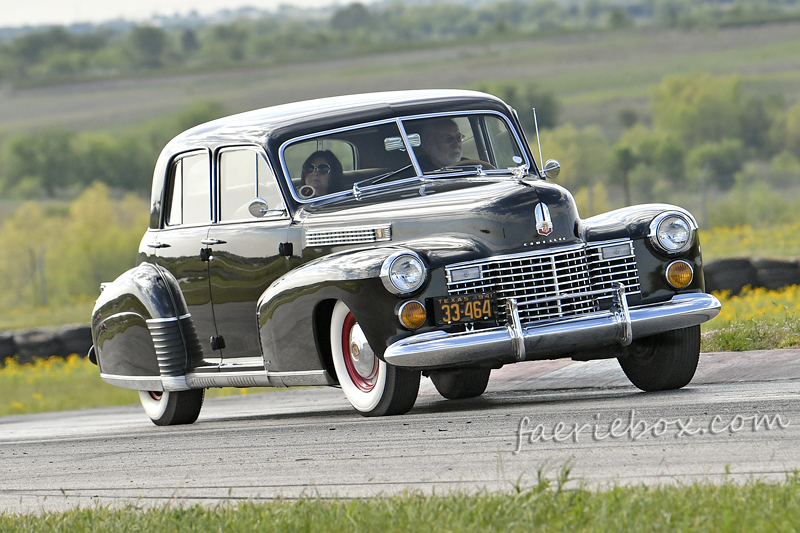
[
  {"xmin": 352, "ymin": 164, "xmax": 415, "ymax": 200},
  {"xmin": 425, "ymin": 164, "xmax": 488, "ymax": 177},
  {"xmin": 353, "ymin": 164, "xmax": 414, "ymax": 189}
]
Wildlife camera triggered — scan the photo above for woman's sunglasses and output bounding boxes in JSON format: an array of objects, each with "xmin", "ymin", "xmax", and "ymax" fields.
[{"xmin": 303, "ymin": 163, "xmax": 332, "ymax": 175}]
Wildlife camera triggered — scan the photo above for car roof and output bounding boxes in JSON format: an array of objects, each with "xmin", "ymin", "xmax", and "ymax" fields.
[{"xmin": 164, "ymin": 89, "xmax": 513, "ymax": 151}]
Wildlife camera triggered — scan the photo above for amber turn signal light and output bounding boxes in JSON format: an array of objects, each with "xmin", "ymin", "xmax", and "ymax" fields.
[
  {"xmin": 398, "ymin": 300, "xmax": 426, "ymax": 329},
  {"xmin": 666, "ymin": 260, "xmax": 693, "ymax": 289}
]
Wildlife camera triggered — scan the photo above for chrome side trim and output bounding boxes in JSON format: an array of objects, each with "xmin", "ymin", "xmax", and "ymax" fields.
[
  {"xmin": 101, "ymin": 370, "xmax": 334, "ymax": 390},
  {"xmin": 146, "ymin": 316, "xmax": 179, "ymax": 324},
  {"xmin": 100, "ymin": 373, "xmax": 163, "ymax": 391},
  {"xmin": 162, "ymin": 376, "xmax": 189, "ymax": 391},
  {"xmin": 185, "ymin": 369, "xmax": 334, "ymax": 389},
  {"xmin": 187, "ymin": 371, "xmax": 272, "ymax": 389},
  {"xmin": 267, "ymin": 370, "xmax": 335, "ymax": 387},
  {"xmin": 384, "ymin": 292, "xmax": 721, "ymax": 369}
]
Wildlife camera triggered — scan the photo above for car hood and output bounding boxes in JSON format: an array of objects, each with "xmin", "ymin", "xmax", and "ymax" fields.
[{"xmin": 296, "ymin": 178, "xmax": 583, "ymax": 266}]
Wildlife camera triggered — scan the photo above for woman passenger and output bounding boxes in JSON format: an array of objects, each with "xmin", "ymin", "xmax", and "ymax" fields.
[{"xmin": 299, "ymin": 150, "xmax": 343, "ymax": 198}]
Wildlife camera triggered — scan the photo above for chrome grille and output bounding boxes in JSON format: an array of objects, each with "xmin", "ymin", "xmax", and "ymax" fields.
[
  {"xmin": 306, "ymin": 225, "xmax": 391, "ymax": 246},
  {"xmin": 445, "ymin": 240, "xmax": 640, "ymax": 324},
  {"xmin": 585, "ymin": 240, "xmax": 641, "ymax": 297}
]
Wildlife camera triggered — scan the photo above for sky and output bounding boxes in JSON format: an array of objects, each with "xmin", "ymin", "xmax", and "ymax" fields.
[{"xmin": 0, "ymin": 0, "xmax": 348, "ymax": 28}]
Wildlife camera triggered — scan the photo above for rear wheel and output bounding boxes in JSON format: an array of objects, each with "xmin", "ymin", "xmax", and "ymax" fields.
[
  {"xmin": 431, "ymin": 368, "xmax": 491, "ymax": 399},
  {"xmin": 138, "ymin": 389, "xmax": 205, "ymax": 426},
  {"xmin": 330, "ymin": 300, "xmax": 419, "ymax": 416},
  {"xmin": 617, "ymin": 325, "xmax": 700, "ymax": 392}
]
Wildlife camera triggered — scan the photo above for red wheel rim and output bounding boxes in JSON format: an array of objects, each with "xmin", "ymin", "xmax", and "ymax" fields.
[
  {"xmin": 341, "ymin": 312, "xmax": 378, "ymax": 392},
  {"xmin": 148, "ymin": 391, "xmax": 163, "ymax": 401}
]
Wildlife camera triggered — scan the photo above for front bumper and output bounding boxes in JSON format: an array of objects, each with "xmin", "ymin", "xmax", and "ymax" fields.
[{"xmin": 384, "ymin": 285, "xmax": 721, "ymax": 369}]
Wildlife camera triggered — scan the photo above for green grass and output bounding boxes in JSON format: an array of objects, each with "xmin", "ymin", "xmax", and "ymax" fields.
[
  {"xmin": 2, "ymin": 474, "xmax": 800, "ymax": 530},
  {"xmin": 702, "ymin": 315, "xmax": 800, "ymax": 352},
  {"xmin": 0, "ymin": 300, "xmax": 94, "ymax": 331},
  {"xmin": 699, "ymin": 223, "xmax": 800, "ymax": 262},
  {"xmin": 0, "ymin": 355, "xmax": 278, "ymax": 417},
  {"xmin": 701, "ymin": 285, "xmax": 800, "ymax": 351}
]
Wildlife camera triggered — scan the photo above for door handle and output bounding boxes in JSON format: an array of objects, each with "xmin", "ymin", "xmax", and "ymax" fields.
[
  {"xmin": 200, "ymin": 239, "xmax": 226, "ymax": 245},
  {"xmin": 146, "ymin": 241, "xmax": 170, "ymax": 249}
]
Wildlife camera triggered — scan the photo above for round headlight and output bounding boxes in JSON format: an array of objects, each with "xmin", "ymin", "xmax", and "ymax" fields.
[
  {"xmin": 380, "ymin": 252, "xmax": 427, "ymax": 295},
  {"xmin": 649, "ymin": 212, "xmax": 695, "ymax": 255}
]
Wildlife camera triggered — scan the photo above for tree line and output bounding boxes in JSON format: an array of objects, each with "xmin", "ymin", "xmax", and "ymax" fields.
[
  {"xmin": 2, "ymin": 73, "xmax": 800, "ymax": 211},
  {"xmin": 0, "ymin": 101, "xmax": 225, "ymax": 197},
  {"xmin": 543, "ymin": 72, "xmax": 800, "ymax": 226},
  {"xmin": 1, "ymin": 0, "xmax": 799, "ymax": 87}
]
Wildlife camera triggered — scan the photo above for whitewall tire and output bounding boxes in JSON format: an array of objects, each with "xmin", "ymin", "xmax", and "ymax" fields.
[
  {"xmin": 330, "ymin": 300, "xmax": 419, "ymax": 416},
  {"xmin": 137, "ymin": 388, "xmax": 205, "ymax": 426}
]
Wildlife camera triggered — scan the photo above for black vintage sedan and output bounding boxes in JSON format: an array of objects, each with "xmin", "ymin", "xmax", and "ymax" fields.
[{"xmin": 89, "ymin": 89, "xmax": 721, "ymax": 425}]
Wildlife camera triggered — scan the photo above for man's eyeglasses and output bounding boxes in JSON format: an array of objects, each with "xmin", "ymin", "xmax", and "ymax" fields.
[
  {"xmin": 303, "ymin": 163, "xmax": 332, "ymax": 175},
  {"xmin": 440, "ymin": 133, "xmax": 466, "ymax": 144}
]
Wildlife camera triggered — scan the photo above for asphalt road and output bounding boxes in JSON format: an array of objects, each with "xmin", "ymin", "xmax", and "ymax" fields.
[{"xmin": 1, "ymin": 350, "xmax": 799, "ymax": 514}]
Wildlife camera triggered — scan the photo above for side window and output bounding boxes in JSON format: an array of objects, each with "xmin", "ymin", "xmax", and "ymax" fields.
[
  {"xmin": 482, "ymin": 116, "xmax": 523, "ymax": 168},
  {"xmin": 219, "ymin": 149, "xmax": 286, "ymax": 221},
  {"xmin": 219, "ymin": 150, "xmax": 256, "ymax": 221},
  {"xmin": 166, "ymin": 160, "xmax": 182, "ymax": 226},
  {"xmin": 165, "ymin": 152, "xmax": 210, "ymax": 226}
]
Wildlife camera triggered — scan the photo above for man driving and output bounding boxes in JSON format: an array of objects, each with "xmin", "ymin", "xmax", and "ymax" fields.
[{"xmin": 415, "ymin": 118, "xmax": 465, "ymax": 171}]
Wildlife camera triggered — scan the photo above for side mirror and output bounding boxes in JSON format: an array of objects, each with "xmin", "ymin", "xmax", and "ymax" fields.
[
  {"xmin": 543, "ymin": 159, "xmax": 561, "ymax": 180},
  {"xmin": 248, "ymin": 197, "xmax": 269, "ymax": 218}
]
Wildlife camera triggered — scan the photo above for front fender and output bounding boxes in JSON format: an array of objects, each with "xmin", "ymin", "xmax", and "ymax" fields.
[
  {"xmin": 91, "ymin": 262, "xmax": 201, "ymax": 391},
  {"xmin": 579, "ymin": 203, "xmax": 697, "ymax": 242},
  {"xmin": 257, "ymin": 247, "xmax": 425, "ymax": 373}
]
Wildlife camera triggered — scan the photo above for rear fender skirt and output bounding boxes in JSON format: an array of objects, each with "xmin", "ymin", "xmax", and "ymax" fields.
[{"xmin": 91, "ymin": 262, "xmax": 201, "ymax": 391}]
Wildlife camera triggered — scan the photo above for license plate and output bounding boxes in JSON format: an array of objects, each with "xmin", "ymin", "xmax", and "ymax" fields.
[{"xmin": 433, "ymin": 293, "xmax": 496, "ymax": 325}]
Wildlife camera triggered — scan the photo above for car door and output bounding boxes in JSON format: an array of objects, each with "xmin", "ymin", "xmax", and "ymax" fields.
[
  {"xmin": 153, "ymin": 149, "xmax": 221, "ymax": 372},
  {"xmin": 206, "ymin": 147, "xmax": 291, "ymax": 372}
]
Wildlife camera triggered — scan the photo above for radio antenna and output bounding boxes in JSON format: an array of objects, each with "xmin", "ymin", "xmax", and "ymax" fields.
[{"xmin": 533, "ymin": 108, "xmax": 543, "ymax": 177}]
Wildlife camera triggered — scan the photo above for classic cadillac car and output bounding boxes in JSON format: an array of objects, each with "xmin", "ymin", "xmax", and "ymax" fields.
[{"xmin": 89, "ymin": 89, "xmax": 721, "ymax": 425}]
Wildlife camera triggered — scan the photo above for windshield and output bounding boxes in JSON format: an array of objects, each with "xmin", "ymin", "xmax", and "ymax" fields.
[{"xmin": 282, "ymin": 112, "xmax": 526, "ymax": 202}]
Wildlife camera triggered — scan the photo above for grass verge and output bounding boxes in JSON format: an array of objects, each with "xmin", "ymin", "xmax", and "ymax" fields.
[
  {"xmin": 0, "ymin": 300, "xmax": 94, "ymax": 332},
  {"xmin": 1, "ymin": 473, "xmax": 800, "ymax": 530},
  {"xmin": 699, "ymin": 223, "xmax": 800, "ymax": 262},
  {"xmin": 701, "ymin": 285, "xmax": 800, "ymax": 351},
  {"xmin": 0, "ymin": 354, "xmax": 274, "ymax": 417}
]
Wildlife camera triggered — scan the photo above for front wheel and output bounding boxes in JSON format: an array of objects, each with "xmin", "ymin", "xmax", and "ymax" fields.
[
  {"xmin": 138, "ymin": 389, "xmax": 205, "ymax": 426},
  {"xmin": 330, "ymin": 301, "xmax": 420, "ymax": 416},
  {"xmin": 430, "ymin": 368, "xmax": 491, "ymax": 399},
  {"xmin": 617, "ymin": 325, "xmax": 700, "ymax": 392}
]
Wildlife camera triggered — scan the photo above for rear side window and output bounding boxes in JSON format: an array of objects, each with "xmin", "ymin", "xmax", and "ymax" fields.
[{"xmin": 165, "ymin": 151, "xmax": 210, "ymax": 226}]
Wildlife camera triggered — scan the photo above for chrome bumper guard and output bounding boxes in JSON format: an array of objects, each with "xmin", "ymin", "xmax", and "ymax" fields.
[{"xmin": 384, "ymin": 284, "xmax": 721, "ymax": 369}]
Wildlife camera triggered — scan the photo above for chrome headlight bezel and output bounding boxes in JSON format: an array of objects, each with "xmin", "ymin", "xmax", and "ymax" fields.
[
  {"xmin": 649, "ymin": 211, "xmax": 697, "ymax": 255},
  {"xmin": 380, "ymin": 251, "xmax": 427, "ymax": 295}
]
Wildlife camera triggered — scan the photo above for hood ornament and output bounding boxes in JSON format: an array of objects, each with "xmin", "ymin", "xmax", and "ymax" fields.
[
  {"xmin": 508, "ymin": 163, "xmax": 532, "ymax": 185},
  {"xmin": 535, "ymin": 203, "xmax": 553, "ymax": 236}
]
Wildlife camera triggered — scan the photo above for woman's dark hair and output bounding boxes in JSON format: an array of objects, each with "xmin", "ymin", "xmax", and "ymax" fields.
[{"xmin": 300, "ymin": 150, "xmax": 343, "ymax": 194}]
